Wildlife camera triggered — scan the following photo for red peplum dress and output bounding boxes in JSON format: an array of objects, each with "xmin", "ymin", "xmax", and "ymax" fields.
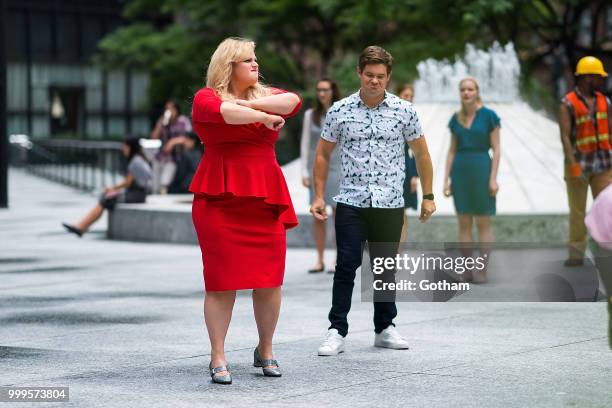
[{"xmin": 190, "ymin": 87, "xmax": 301, "ymax": 291}]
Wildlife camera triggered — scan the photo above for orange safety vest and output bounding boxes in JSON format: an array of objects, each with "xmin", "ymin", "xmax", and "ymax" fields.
[{"xmin": 565, "ymin": 91, "xmax": 611, "ymax": 153}]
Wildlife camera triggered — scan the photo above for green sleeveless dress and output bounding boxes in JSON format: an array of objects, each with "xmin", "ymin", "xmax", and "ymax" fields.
[{"xmin": 448, "ymin": 106, "xmax": 500, "ymax": 215}]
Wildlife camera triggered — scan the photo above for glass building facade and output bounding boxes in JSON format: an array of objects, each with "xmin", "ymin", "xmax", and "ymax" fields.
[{"xmin": 6, "ymin": 0, "xmax": 151, "ymax": 140}]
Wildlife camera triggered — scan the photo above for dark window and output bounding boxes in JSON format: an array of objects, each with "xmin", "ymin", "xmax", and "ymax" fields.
[
  {"xmin": 30, "ymin": 12, "xmax": 53, "ymax": 60},
  {"xmin": 7, "ymin": 10, "xmax": 27, "ymax": 61},
  {"xmin": 56, "ymin": 14, "xmax": 79, "ymax": 61},
  {"xmin": 82, "ymin": 17, "xmax": 103, "ymax": 60}
]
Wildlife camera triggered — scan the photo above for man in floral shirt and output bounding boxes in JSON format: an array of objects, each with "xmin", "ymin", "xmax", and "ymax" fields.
[{"xmin": 311, "ymin": 46, "xmax": 436, "ymax": 356}]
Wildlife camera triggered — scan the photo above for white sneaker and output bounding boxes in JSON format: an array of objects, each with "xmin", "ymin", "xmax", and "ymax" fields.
[
  {"xmin": 374, "ymin": 326, "xmax": 410, "ymax": 349},
  {"xmin": 317, "ymin": 328, "xmax": 345, "ymax": 356}
]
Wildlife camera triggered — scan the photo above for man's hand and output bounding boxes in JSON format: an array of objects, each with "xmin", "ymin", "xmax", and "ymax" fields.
[
  {"xmin": 419, "ymin": 199, "xmax": 436, "ymax": 223},
  {"xmin": 566, "ymin": 162, "xmax": 582, "ymax": 178},
  {"xmin": 302, "ymin": 176, "xmax": 311, "ymax": 188},
  {"xmin": 310, "ymin": 197, "xmax": 328, "ymax": 221}
]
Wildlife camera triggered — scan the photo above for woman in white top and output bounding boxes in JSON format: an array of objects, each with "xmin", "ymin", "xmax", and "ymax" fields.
[{"xmin": 300, "ymin": 78, "xmax": 341, "ymax": 273}]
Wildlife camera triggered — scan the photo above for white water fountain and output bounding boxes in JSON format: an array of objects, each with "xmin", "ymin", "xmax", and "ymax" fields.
[{"xmin": 414, "ymin": 42, "xmax": 521, "ymax": 103}]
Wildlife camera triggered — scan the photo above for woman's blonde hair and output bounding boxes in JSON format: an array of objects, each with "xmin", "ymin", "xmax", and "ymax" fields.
[
  {"xmin": 206, "ymin": 37, "xmax": 271, "ymax": 101},
  {"xmin": 457, "ymin": 76, "xmax": 483, "ymax": 127}
]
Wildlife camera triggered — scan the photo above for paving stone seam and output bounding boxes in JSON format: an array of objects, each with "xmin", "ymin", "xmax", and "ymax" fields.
[{"xmin": 419, "ymin": 335, "xmax": 607, "ymax": 375}]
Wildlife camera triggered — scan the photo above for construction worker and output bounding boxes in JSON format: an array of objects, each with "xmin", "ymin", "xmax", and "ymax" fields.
[{"xmin": 559, "ymin": 56, "xmax": 612, "ymax": 266}]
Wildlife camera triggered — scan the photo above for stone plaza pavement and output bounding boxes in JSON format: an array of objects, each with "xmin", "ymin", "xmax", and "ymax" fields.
[{"xmin": 1, "ymin": 169, "xmax": 610, "ymax": 408}]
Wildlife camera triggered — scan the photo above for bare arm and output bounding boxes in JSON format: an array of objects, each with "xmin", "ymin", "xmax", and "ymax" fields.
[
  {"xmin": 150, "ymin": 119, "xmax": 162, "ymax": 139},
  {"xmin": 489, "ymin": 126, "xmax": 501, "ymax": 181},
  {"xmin": 559, "ymin": 103, "xmax": 575, "ymax": 166},
  {"xmin": 313, "ymin": 139, "xmax": 336, "ymax": 200},
  {"xmin": 108, "ymin": 173, "xmax": 134, "ymax": 191},
  {"xmin": 163, "ymin": 136, "xmax": 188, "ymax": 153},
  {"xmin": 236, "ymin": 93, "xmax": 301, "ymax": 115},
  {"xmin": 300, "ymin": 110, "xmax": 312, "ymax": 180},
  {"xmin": 443, "ymin": 133, "xmax": 457, "ymax": 196},
  {"xmin": 310, "ymin": 139, "xmax": 336, "ymax": 220},
  {"xmin": 409, "ymin": 136, "xmax": 433, "ymax": 196},
  {"xmin": 489, "ymin": 126, "xmax": 501, "ymax": 196},
  {"xmin": 220, "ymin": 102, "xmax": 284, "ymax": 130},
  {"xmin": 409, "ymin": 135, "xmax": 436, "ymax": 222}
]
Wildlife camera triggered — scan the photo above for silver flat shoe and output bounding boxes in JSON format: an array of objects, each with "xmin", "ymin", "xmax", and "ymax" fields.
[
  {"xmin": 253, "ymin": 347, "xmax": 282, "ymax": 377},
  {"xmin": 209, "ymin": 363, "xmax": 232, "ymax": 384}
]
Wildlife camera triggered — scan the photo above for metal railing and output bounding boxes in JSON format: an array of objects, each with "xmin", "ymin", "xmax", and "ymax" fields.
[{"xmin": 16, "ymin": 137, "xmax": 127, "ymax": 192}]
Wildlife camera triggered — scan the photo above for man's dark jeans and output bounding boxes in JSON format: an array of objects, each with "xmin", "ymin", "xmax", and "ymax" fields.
[{"xmin": 328, "ymin": 202, "xmax": 404, "ymax": 337}]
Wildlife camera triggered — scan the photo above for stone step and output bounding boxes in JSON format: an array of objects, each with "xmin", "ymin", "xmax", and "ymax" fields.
[{"xmin": 108, "ymin": 198, "xmax": 569, "ymax": 247}]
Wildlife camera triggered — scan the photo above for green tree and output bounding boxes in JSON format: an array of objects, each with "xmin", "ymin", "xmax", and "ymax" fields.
[{"xmin": 95, "ymin": 0, "xmax": 611, "ymax": 118}]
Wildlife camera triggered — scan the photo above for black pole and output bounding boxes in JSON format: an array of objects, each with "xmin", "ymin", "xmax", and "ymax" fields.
[
  {"xmin": 0, "ymin": 0, "xmax": 8, "ymax": 208},
  {"xmin": 24, "ymin": 9, "xmax": 31, "ymax": 135}
]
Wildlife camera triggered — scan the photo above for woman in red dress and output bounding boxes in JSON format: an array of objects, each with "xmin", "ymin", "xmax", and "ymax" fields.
[{"xmin": 190, "ymin": 37, "xmax": 301, "ymax": 384}]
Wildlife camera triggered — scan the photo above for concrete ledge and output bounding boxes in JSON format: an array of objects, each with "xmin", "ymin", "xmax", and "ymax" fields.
[{"xmin": 108, "ymin": 195, "xmax": 570, "ymax": 246}]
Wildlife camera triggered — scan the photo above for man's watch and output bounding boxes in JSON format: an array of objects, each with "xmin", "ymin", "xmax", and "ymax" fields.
[{"xmin": 423, "ymin": 193, "xmax": 434, "ymax": 201}]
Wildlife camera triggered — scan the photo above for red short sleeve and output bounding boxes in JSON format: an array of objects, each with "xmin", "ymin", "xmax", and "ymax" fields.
[
  {"xmin": 271, "ymin": 88, "xmax": 302, "ymax": 118},
  {"xmin": 192, "ymin": 88, "xmax": 225, "ymax": 124}
]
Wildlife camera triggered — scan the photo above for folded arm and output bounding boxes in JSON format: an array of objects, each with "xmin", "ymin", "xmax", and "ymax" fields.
[
  {"xmin": 193, "ymin": 88, "xmax": 286, "ymax": 130},
  {"xmin": 236, "ymin": 93, "xmax": 301, "ymax": 116},
  {"xmin": 219, "ymin": 102, "xmax": 270, "ymax": 125}
]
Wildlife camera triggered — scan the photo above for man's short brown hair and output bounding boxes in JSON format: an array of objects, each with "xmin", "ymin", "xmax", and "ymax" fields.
[{"xmin": 358, "ymin": 46, "xmax": 393, "ymax": 74}]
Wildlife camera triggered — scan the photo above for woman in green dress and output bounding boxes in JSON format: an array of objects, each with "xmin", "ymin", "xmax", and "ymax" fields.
[{"xmin": 443, "ymin": 77, "xmax": 501, "ymax": 283}]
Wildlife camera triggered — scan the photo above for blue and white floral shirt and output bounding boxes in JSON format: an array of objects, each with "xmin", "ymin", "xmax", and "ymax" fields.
[{"xmin": 321, "ymin": 91, "xmax": 423, "ymax": 208}]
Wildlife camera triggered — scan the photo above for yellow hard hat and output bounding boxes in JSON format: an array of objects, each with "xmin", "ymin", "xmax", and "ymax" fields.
[{"xmin": 575, "ymin": 56, "xmax": 608, "ymax": 77}]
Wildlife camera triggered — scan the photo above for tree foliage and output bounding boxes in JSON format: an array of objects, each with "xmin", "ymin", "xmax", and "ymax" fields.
[{"xmin": 94, "ymin": 0, "xmax": 610, "ymax": 111}]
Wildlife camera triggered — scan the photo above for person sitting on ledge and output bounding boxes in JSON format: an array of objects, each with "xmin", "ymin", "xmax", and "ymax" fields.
[
  {"xmin": 166, "ymin": 131, "xmax": 203, "ymax": 194},
  {"xmin": 62, "ymin": 136, "xmax": 152, "ymax": 237}
]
